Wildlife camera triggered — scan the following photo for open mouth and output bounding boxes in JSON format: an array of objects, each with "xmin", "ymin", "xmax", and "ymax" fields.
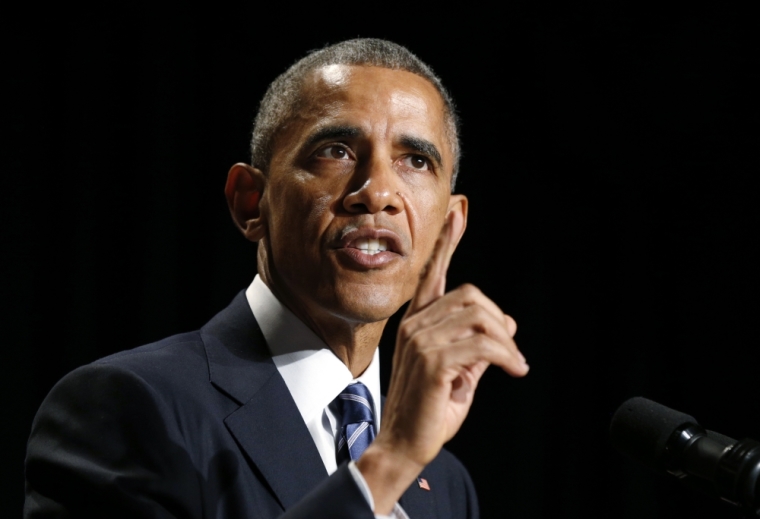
[
  {"xmin": 353, "ymin": 238, "xmax": 389, "ymax": 255},
  {"xmin": 332, "ymin": 227, "xmax": 405, "ymax": 268}
]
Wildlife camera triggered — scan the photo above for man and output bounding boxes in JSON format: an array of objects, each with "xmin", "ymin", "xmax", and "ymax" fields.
[{"xmin": 24, "ymin": 39, "xmax": 528, "ymax": 518}]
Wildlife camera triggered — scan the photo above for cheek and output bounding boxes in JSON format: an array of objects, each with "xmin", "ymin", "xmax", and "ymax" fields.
[
  {"xmin": 402, "ymin": 193, "xmax": 450, "ymax": 291},
  {"xmin": 268, "ymin": 177, "xmax": 334, "ymax": 255},
  {"xmin": 307, "ymin": 193, "xmax": 333, "ymax": 227},
  {"xmin": 407, "ymin": 187, "xmax": 450, "ymax": 252}
]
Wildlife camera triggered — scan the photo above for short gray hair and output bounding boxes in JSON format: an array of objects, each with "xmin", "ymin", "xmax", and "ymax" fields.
[{"xmin": 250, "ymin": 38, "xmax": 461, "ymax": 189}]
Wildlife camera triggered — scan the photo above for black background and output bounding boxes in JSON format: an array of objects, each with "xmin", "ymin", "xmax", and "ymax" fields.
[{"xmin": 5, "ymin": 4, "xmax": 759, "ymax": 517}]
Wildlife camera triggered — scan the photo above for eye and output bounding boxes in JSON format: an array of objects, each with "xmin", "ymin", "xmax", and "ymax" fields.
[
  {"xmin": 402, "ymin": 155, "xmax": 430, "ymax": 171},
  {"xmin": 316, "ymin": 145, "xmax": 352, "ymax": 160}
]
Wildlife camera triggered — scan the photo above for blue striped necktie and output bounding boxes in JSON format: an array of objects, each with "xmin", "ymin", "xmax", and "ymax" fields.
[{"xmin": 333, "ymin": 382, "xmax": 376, "ymax": 465}]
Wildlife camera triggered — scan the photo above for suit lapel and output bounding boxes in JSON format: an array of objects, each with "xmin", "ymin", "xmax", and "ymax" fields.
[
  {"xmin": 202, "ymin": 292, "xmax": 328, "ymax": 510},
  {"xmin": 224, "ymin": 371, "xmax": 328, "ymax": 509}
]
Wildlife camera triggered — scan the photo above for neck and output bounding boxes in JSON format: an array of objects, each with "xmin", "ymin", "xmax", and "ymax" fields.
[
  {"xmin": 258, "ymin": 249, "xmax": 386, "ymax": 378},
  {"xmin": 310, "ymin": 319, "xmax": 386, "ymax": 378}
]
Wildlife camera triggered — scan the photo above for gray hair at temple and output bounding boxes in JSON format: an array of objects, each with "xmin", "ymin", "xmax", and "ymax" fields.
[{"xmin": 250, "ymin": 38, "xmax": 461, "ymax": 190}]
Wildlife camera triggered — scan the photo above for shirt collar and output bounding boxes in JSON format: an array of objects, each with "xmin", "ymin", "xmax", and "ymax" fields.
[{"xmin": 245, "ymin": 275, "xmax": 382, "ymax": 426}]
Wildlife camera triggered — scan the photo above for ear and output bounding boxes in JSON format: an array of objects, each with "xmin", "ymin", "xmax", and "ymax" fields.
[
  {"xmin": 446, "ymin": 194, "xmax": 468, "ymax": 250},
  {"xmin": 225, "ymin": 163, "xmax": 267, "ymax": 242}
]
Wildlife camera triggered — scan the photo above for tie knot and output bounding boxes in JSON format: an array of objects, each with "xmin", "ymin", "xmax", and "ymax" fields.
[{"xmin": 334, "ymin": 382, "xmax": 375, "ymax": 427}]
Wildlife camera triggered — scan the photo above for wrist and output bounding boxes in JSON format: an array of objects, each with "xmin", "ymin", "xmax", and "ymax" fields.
[{"xmin": 356, "ymin": 441, "xmax": 425, "ymax": 515}]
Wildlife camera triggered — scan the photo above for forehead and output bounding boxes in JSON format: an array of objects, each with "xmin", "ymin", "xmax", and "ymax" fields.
[
  {"xmin": 279, "ymin": 64, "xmax": 451, "ymax": 165},
  {"xmin": 308, "ymin": 64, "xmax": 443, "ymax": 116}
]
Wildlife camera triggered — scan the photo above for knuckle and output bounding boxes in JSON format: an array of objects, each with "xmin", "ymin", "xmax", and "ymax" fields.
[
  {"xmin": 504, "ymin": 314, "xmax": 518, "ymax": 335},
  {"xmin": 408, "ymin": 333, "xmax": 426, "ymax": 353},
  {"xmin": 468, "ymin": 305, "xmax": 492, "ymax": 332},
  {"xmin": 472, "ymin": 333, "xmax": 490, "ymax": 352},
  {"xmin": 471, "ymin": 304, "xmax": 489, "ymax": 321},
  {"xmin": 458, "ymin": 283, "xmax": 481, "ymax": 298},
  {"xmin": 398, "ymin": 321, "xmax": 415, "ymax": 342}
]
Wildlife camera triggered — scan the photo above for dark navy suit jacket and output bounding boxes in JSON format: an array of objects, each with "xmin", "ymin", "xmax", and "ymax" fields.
[{"xmin": 24, "ymin": 292, "xmax": 479, "ymax": 518}]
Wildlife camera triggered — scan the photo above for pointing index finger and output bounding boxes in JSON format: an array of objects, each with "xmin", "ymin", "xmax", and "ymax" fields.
[{"xmin": 408, "ymin": 210, "xmax": 464, "ymax": 315}]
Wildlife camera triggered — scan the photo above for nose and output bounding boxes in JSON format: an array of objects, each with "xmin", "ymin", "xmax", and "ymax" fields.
[{"xmin": 342, "ymin": 157, "xmax": 404, "ymax": 215}]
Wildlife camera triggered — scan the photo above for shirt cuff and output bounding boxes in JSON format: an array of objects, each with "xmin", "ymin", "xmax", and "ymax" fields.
[{"xmin": 347, "ymin": 460, "xmax": 410, "ymax": 519}]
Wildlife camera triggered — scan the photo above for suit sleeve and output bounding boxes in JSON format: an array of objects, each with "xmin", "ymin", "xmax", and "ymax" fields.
[{"xmin": 24, "ymin": 363, "xmax": 377, "ymax": 519}]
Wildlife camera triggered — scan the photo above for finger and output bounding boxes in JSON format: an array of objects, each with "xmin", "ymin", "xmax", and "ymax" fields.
[
  {"xmin": 405, "ymin": 283, "xmax": 512, "ymax": 335},
  {"xmin": 504, "ymin": 313, "xmax": 517, "ymax": 338},
  {"xmin": 408, "ymin": 210, "xmax": 464, "ymax": 315},
  {"xmin": 424, "ymin": 332, "xmax": 529, "ymax": 378},
  {"xmin": 409, "ymin": 304, "xmax": 526, "ymax": 365},
  {"xmin": 451, "ymin": 360, "xmax": 489, "ymax": 402}
]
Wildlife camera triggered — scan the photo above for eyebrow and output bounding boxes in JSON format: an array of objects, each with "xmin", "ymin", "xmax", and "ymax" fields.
[
  {"xmin": 398, "ymin": 135, "xmax": 443, "ymax": 168},
  {"xmin": 303, "ymin": 125, "xmax": 363, "ymax": 151},
  {"xmin": 302, "ymin": 125, "xmax": 444, "ymax": 169}
]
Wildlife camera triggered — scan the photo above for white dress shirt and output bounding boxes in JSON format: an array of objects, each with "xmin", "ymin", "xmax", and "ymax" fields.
[{"xmin": 245, "ymin": 275, "xmax": 408, "ymax": 519}]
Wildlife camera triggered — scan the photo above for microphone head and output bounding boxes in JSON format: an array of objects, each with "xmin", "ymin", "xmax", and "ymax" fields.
[{"xmin": 610, "ymin": 397, "xmax": 700, "ymax": 469}]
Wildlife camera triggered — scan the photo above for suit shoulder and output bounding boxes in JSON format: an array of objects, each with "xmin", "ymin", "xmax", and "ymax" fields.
[
  {"xmin": 27, "ymin": 330, "xmax": 224, "ymax": 478},
  {"xmin": 96, "ymin": 330, "xmax": 205, "ymax": 365},
  {"xmin": 88, "ymin": 330, "xmax": 208, "ymax": 383},
  {"xmin": 34, "ymin": 330, "xmax": 213, "ymax": 424}
]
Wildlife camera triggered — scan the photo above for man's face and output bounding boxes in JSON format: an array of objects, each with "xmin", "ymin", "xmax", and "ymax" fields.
[{"xmin": 259, "ymin": 64, "xmax": 462, "ymax": 324}]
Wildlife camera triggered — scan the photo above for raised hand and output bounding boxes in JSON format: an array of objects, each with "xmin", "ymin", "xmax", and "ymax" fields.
[{"xmin": 357, "ymin": 209, "xmax": 529, "ymax": 513}]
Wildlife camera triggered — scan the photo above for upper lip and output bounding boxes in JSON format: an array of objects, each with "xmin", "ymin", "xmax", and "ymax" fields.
[{"xmin": 333, "ymin": 227, "xmax": 405, "ymax": 255}]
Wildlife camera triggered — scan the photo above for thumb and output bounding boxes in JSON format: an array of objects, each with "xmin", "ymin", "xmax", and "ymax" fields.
[{"xmin": 407, "ymin": 209, "xmax": 464, "ymax": 315}]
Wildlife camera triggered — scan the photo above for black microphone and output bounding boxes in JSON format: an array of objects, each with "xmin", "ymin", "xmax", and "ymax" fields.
[{"xmin": 610, "ymin": 397, "xmax": 760, "ymax": 514}]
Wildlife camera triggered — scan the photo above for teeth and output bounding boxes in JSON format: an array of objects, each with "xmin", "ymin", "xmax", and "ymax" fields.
[{"xmin": 355, "ymin": 238, "xmax": 388, "ymax": 255}]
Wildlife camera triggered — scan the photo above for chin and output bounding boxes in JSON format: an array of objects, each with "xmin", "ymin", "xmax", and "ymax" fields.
[{"xmin": 327, "ymin": 283, "xmax": 406, "ymax": 324}]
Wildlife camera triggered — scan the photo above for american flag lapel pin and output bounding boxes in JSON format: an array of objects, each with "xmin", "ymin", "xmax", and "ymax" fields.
[{"xmin": 417, "ymin": 477, "xmax": 430, "ymax": 491}]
